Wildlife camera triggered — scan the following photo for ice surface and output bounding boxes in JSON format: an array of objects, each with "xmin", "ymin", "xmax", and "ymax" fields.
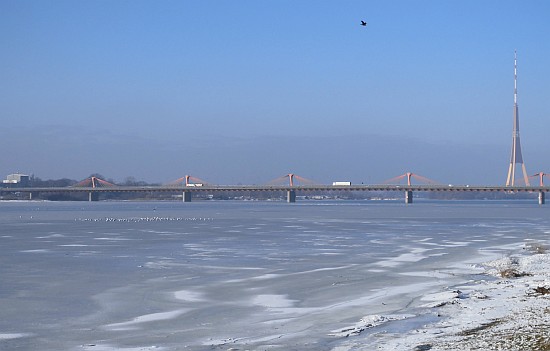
[
  {"xmin": 1, "ymin": 200, "xmax": 550, "ymax": 350},
  {"xmin": 104, "ymin": 310, "xmax": 190, "ymax": 331},
  {"xmin": 0, "ymin": 333, "xmax": 31, "ymax": 340}
]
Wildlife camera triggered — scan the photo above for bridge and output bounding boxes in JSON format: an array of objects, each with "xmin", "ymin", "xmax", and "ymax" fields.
[{"xmin": 0, "ymin": 172, "xmax": 550, "ymax": 205}]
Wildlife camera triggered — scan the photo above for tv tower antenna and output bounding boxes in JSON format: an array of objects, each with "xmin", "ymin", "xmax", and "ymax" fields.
[{"xmin": 506, "ymin": 50, "xmax": 530, "ymax": 186}]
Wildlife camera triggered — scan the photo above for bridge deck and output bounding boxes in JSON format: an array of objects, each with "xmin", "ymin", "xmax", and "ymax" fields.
[{"xmin": 1, "ymin": 185, "xmax": 549, "ymax": 193}]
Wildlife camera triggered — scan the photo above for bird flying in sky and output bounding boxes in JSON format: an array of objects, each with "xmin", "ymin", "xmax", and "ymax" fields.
[{"xmin": 360, "ymin": 21, "xmax": 367, "ymax": 26}]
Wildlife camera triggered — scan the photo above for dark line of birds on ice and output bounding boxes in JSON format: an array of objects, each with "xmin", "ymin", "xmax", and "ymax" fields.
[{"xmin": 75, "ymin": 217, "xmax": 214, "ymax": 223}]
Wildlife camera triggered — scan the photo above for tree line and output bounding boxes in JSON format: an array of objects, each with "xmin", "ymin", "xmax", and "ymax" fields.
[{"xmin": 29, "ymin": 174, "xmax": 159, "ymax": 187}]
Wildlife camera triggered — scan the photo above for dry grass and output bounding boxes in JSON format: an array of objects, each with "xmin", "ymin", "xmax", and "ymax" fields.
[
  {"xmin": 530, "ymin": 286, "xmax": 550, "ymax": 296},
  {"xmin": 437, "ymin": 318, "xmax": 550, "ymax": 350},
  {"xmin": 505, "ymin": 324, "xmax": 550, "ymax": 351},
  {"xmin": 497, "ymin": 255, "xmax": 532, "ymax": 278},
  {"xmin": 499, "ymin": 268, "xmax": 532, "ymax": 278},
  {"xmin": 457, "ymin": 320, "xmax": 503, "ymax": 336}
]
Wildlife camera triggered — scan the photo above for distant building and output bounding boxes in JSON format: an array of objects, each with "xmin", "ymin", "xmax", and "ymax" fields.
[{"xmin": 3, "ymin": 173, "xmax": 30, "ymax": 187}]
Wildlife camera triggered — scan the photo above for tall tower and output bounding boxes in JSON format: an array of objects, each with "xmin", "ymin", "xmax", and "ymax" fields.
[{"xmin": 506, "ymin": 50, "xmax": 530, "ymax": 186}]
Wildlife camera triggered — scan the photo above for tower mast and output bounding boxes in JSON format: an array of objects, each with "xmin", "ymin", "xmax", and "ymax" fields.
[{"xmin": 506, "ymin": 50, "xmax": 530, "ymax": 186}]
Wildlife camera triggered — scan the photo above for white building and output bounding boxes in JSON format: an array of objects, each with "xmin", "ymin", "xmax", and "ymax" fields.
[{"xmin": 3, "ymin": 174, "xmax": 30, "ymax": 186}]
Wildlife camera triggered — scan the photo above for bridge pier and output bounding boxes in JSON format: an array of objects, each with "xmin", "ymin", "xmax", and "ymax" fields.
[
  {"xmin": 405, "ymin": 190, "xmax": 413, "ymax": 204},
  {"xmin": 88, "ymin": 192, "xmax": 99, "ymax": 202},
  {"xmin": 539, "ymin": 191, "xmax": 545, "ymax": 205},
  {"xmin": 287, "ymin": 190, "xmax": 296, "ymax": 203},
  {"xmin": 183, "ymin": 191, "xmax": 192, "ymax": 202}
]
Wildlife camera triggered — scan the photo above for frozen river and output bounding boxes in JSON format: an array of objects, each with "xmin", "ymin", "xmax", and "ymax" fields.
[{"xmin": 1, "ymin": 200, "xmax": 549, "ymax": 350}]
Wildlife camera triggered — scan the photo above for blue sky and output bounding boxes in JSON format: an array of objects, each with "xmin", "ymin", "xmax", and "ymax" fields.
[{"xmin": 1, "ymin": 1, "xmax": 549, "ymax": 185}]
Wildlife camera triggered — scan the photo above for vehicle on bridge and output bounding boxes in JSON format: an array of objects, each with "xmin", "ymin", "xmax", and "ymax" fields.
[{"xmin": 332, "ymin": 181, "xmax": 352, "ymax": 186}]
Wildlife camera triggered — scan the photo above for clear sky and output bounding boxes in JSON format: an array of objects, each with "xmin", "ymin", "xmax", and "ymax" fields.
[{"xmin": 1, "ymin": 1, "xmax": 549, "ymax": 185}]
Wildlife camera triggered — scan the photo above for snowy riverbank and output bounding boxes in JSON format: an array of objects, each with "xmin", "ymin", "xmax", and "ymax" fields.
[{"xmin": 347, "ymin": 240, "xmax": 550, "ymax": 350}]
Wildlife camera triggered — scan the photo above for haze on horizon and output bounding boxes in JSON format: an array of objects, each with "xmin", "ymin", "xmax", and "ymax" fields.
[{"xmin": 1, "ymin": 1, "xmax": 549, "ymax": 186}]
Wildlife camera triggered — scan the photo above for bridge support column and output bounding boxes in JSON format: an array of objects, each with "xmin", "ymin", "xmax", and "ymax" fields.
[
  {"xmin": 539, "ymin": 191, "xmax": 545, "ymax": 205},
  {"xmin": 88, "ymin": 192, "xmax": 98, "ymax": 202},
  {"xmin": 405, "ymin": 190, "xmax": 413, "ymax": 204},
  {"xmin": 287, "ymin": 190, "xmax": 296, "ymax": 203},
  {"xmin": 29, "ymin": 192, "xmax": 34, "ymax": 200},
  {"xmin": 183, "ymin": 191, "xmax": 192, "ymax": 202}
]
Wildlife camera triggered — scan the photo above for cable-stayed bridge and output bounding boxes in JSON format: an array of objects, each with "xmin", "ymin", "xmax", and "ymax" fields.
[{"xmin": 2, "ymin": 172, "xmax": 550, "ymax": 205}]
